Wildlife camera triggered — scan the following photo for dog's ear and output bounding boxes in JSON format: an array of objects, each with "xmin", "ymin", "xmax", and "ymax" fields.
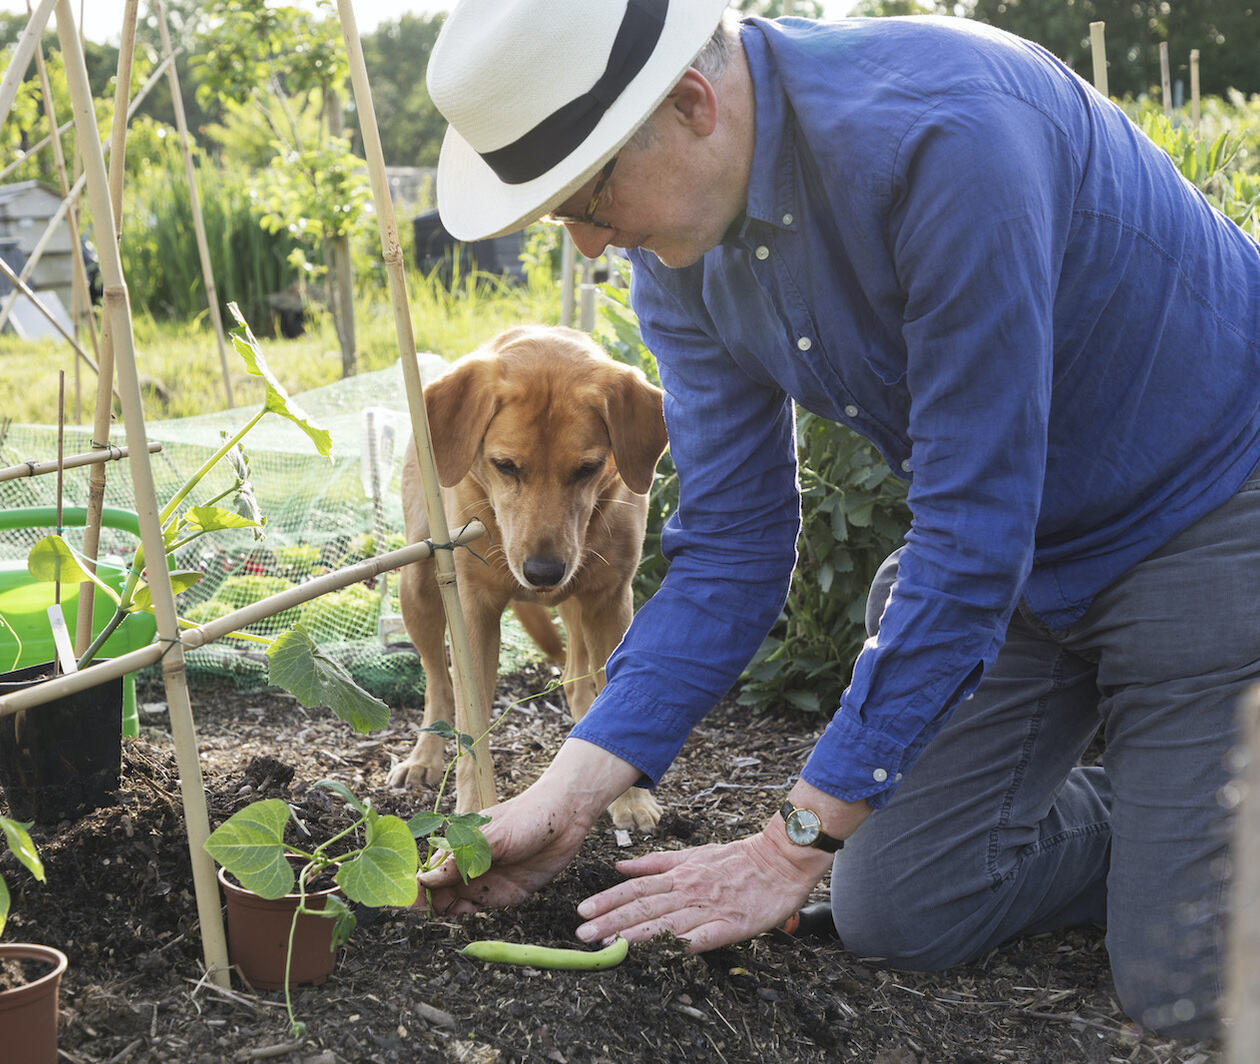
[
  {"xmin": 423, "ymin": 357, "xmax": 500, "ymax": 486},
  {"xmin": 601, "ymin": 366, "xmax": 668, "ymax": 495}
]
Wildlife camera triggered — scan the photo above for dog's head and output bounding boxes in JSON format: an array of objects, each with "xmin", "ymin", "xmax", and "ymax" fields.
[{"xmin": 423, "ymin": 325, "xmax": 668, "ymax": 593}]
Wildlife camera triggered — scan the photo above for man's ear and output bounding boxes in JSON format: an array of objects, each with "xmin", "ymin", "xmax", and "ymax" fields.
[{"xmin": 665, "ymin": 69, "xmax": 718, "ymax": 137}]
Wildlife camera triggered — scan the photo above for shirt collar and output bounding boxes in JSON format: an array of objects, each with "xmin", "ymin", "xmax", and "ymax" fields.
[{"xmin": 736, "ymin": 19, "xmax": 799, "ymax": 238}]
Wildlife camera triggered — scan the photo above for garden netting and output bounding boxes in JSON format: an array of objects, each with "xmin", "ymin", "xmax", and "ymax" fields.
[{"xmin": 0, "ymin": 356, "xmax": 541, "ymax": 701}]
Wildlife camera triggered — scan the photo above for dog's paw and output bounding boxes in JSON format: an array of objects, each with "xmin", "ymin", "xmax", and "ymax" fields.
[
  {"xmin": 386, "ymin": 748, "xmax": 446, "ymax": 790},
  {"xmin": 608, "ymin": 786, "xmax": 663, "ymax": 833}
]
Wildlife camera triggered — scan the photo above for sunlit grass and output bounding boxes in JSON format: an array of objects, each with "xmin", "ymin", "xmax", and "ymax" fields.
[{"xmin": 0, "ymin": 267, "xmax": 564, "ymax": 427}]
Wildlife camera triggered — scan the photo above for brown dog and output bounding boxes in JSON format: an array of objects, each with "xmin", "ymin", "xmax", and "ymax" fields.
[{"xmin": 386, "ymin": 325, "xmax": 668, "ymax": 831}]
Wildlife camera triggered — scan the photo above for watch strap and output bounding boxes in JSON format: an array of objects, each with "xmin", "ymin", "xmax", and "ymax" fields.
[{"xmin": 780, "ymin": 798, "xmax": 845, "ymax": 853}]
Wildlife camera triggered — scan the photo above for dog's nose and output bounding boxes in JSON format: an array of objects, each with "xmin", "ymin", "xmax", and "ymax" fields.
[{"xmin": 522, "ymin": 555, "xmax": 566, "ymax": 588}]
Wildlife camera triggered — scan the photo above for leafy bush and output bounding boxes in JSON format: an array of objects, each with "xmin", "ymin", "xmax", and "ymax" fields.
[{"xmin": 600, "ymin": 281, "xmax": 909, "ymax": 715}]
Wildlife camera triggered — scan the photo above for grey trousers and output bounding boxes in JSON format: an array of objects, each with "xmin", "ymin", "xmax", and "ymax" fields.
[{"xmin": 831, "ymin": 467, "xmax": 1260, "ymax": 1040}]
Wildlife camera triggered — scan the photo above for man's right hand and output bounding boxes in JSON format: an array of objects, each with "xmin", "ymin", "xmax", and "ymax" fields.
[{"xmin": 417, "ymin": 737, "xmax": 642, "ymax": 915}]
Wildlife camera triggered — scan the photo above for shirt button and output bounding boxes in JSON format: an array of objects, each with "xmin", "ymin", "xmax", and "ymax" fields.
[
  {"xmin": 872, "ymin": 768, "xmax": 888, "ymax": 783},
  {"xmin": 755, "ymin": 245, "xmax": 770, "ymax": 260},
  {"xmin": 844, "ymin": 404, "xmax": 859, "ymax": 418},
  {"xmin": 797, "ymin": 337, "xmax": 813, "ymax": 352},
  {"xmin": 782, "ymin": 212, "xmax": 794, "ymax": 225},
  {"xmin": 901, "ymin": 459, "xmax": 912, "ymax": 472}
]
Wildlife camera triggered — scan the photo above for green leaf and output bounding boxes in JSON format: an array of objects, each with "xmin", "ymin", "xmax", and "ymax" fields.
[
  {"xmin": 0, "ymin": 876, "xmax": 8, "ymax": 937},
  {"xmin": 131, "ymin": 570, "xmax": 204, "ymax": 612},
  {"xmin": 182, "ymin": 505, "xmax": 265, "ymax": 535},
  {"xmin": 266, "ymin": 625, "xmax": 390, "ymax": 733},
  {"xmin": 406, "ymin": 811, "xmax": 445, "ymax": 838},
  {"xmin": 444, "ymin": 819, "xmax": 492, "ymax": 882},
  {"xmin": 226, "ymin": 303, "xmax": 333, "ymax": 457},
  {"xmin": 335, "ymin": 815, "xmax": 418, "ymax": 907},
  {"xmin": 26, "ymin": 536, "xmax": 121, "ymax": 605},
  {"xmin": 326, "ymin": 894, "xmax": 357, "ymax": 949},
  {"xmin": 311, "ymin": 778, "xmax": 369, "ymax": 817},
  {"xmin": 204, "ymin": 799, "xmax": 294, "ymax": 899},
  {"xmin": 1, "ymin": 816, "xmax": 45, "ymax": 882}
]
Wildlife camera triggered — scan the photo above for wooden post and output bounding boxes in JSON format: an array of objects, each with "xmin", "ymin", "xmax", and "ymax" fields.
[
  {"xmin": 335, "ymin": 0, "xmax": 496, "ymax": 812},
  {"xmin": 325, "ymin": 86, "xmax": 358, "ymax": 377},
  {"xmin": 153, "ymin": 0, "xmax": 234, "ymax": 409},
  {"xmin": 54, "ymin": 0, "xmax": 231, "ymax": 989},
  {"xmin": 1159, "ymin": 42, "xmax": 1173, "ymax": 119},
  {"xmin": 1090, "ymin": 22, "xmax": 1108, "ymax": 98},
  {"xmin": 1229, "ymin": 686, "xmax": 1260, "ymax": 1062},
  {"xmin": 1190, "ymin": 50, "xmax": 1201, "ymax": 133}
]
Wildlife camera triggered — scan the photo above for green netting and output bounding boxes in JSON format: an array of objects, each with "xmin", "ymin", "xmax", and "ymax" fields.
[{"xmin": 0, "ymin": 357, "xmax": 545, "ymax": 699}]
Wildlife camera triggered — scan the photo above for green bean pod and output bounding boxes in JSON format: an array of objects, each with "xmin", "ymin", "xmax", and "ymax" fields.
[{"xmin": 459, "ymin": 935, "xmax": 629, "ymax": 970}]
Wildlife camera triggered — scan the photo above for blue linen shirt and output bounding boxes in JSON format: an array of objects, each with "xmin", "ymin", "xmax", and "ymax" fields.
[{"xmin": 569, "ymin": 16, "xmax": 1260, "ymax": 808}]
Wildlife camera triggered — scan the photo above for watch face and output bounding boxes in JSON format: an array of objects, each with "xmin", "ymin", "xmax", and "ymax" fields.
[{"xmin": 785, "ymin": 807, "xmax": 822, "ymax": 846}]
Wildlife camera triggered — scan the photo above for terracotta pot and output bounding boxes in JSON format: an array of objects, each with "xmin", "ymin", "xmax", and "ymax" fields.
[
  {"xmin": 218, "ymin": 864, "xmax": 341, "ymax": 990},
  {"xmin": 0, "ymin": 661, "xmax": 122, "ymax": 824},
  {"xmin": 0, "ymin": 943, "xmax": 68, "ymax": 1064}
]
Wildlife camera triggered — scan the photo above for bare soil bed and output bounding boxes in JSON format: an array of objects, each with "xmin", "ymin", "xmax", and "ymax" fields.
[{"xmin": 3, "ymin": 665, "xmax": 1224, "ymax": 1063}]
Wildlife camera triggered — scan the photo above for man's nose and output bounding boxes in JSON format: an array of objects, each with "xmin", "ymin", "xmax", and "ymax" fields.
[{"xmin": 565, "ymin": 223, "xmax": 613, "ymax": 260}]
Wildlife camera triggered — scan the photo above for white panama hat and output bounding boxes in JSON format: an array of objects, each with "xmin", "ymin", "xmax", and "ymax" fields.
[{"xmin": 428, "ymin": 0, "xmax": 732, "ymax": 241}]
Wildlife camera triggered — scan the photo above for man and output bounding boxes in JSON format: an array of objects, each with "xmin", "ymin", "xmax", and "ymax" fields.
[{"xmin": 419, "ymin": 0, "xmax": 1260, "ymax": 1039}]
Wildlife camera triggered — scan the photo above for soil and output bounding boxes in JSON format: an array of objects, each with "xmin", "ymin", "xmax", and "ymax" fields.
[{"xmin": 2, "ymin": 665, "xmax": 1225, "ymax": 1064}]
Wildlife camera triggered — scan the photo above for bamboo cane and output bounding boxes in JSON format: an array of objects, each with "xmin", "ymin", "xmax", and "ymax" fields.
[
  {"xmin": 31, "ymin": 18, "xmax": 99, "ymax": 420},
  {"xmin": 334, "ymin": 0, "xmax": 496, "ymax": 813},
  {"xmin": 53, "ymin": 0, "xmax": 230, "ymax": 990},
  {"xmin": 77, "ymin": 0, "xmax": 140, "ymax": 663},
  {"xmin": 0, "ymin": 442, "xmax": 161, "ymax": 483},
  {"xmin": 0, "ymin": 528, "xmax": 485, "ymax": 718},
  {"xmin": 1190, "ymin": 50, "xmax": 1201, "ymax": 133},
  {"xmin": 0, "ymin": 0, "xmax": 56, "ymax": 128},
  {"xmin": 1159, "ymin": 42, "xmax": 1173, "ymax": 119},
  {"xmin": 153, "ymin": 0, "xmax": 234, "ymax": 409},
  {"xmin": 1090, "ymin": 22, "xmax": 1108, "ymax": 98}
]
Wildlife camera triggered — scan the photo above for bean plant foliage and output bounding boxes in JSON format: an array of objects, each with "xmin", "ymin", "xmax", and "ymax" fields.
[{"xmin": 600, "ymin": 278, "xmax": 910, "ymax": 717}]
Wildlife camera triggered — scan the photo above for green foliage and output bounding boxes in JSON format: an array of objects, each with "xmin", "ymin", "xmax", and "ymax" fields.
[
  {"xmin": 0, "ymin": 814, "xmax": 45, "ymax": 938},
  {"xmin": 600, "ymin": 280, "xmax": 910, "ymax": 715},
  {"xmin": 353, "ymin": 14, "xmax": 448, "ymax": 168},
  {"xmin": 1130, "ymin": 106, "xmax": 1260, "ymax": 238},
  {"xmin": 120, "ymin": 131, "xmax": 305, "ymax": 327},
  {"xmin": 297, "ymin": 583, "xmax": 381, "ymax": 641},
  {"xmin": 740, "ymin": 413, "xmax": 909, "ymax": 713}
]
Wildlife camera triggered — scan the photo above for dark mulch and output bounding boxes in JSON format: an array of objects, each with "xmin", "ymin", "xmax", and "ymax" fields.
[{"xmin": 2, "ymin": 666, "xmax": 1223, "ymax": 1063}]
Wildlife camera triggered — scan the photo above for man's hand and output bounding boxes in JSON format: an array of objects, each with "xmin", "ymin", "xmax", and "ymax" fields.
[
  {"xmin": 574, "ymin": 783, "xmax": 868, "ymax": 951},
  {"xmin": 418, "ymin": 738, "xmax": 641, "ymax": 915}
]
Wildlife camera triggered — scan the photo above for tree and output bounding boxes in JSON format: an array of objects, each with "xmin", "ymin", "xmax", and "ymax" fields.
[
  {"xmin": 955, "ymin": 0, "xmax": 1260, "ymax": 98},
  {"xmin": 351, "ymin": 14, "xmax": 447, "ymax": 169},
  {"xmin": 192, "ymin": 0, "xmax": 368, "ymax": 377}
]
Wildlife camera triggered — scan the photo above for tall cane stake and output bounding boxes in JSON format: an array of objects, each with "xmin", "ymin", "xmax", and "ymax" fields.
[{"xmin": 334, "ymin": 0, "xmax": 495, "ymax": 812}]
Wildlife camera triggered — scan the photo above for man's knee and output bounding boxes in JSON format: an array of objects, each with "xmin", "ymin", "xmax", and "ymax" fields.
[{"xmin": 830, "ymin": 852, "xmax": 988, "ymax": 971}]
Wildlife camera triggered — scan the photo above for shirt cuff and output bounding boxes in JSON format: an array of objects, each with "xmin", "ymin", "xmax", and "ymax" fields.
[
  {"xmin": 800, "ymin": 708, "xmax": 916, "ymax": 810},
  {"xmin": 568, "ymin": 678, "xmax": 698, "ymax": 788}
]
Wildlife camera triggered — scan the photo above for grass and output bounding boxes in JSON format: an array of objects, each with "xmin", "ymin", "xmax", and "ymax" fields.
[{"xmin": 0, "ymin": 267, "xmax": 564, "ymax": 427}]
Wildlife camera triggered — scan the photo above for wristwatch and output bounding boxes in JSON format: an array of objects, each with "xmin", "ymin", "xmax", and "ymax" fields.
[{"xmin": 779, "ymin": 799, "xmax": 845, "ymax": 853}]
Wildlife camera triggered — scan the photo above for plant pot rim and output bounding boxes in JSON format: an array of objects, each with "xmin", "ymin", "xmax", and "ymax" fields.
[
  {"xmin": 0, "ymin": 943, "xmax": 69, "ymax": 998},
  {"xmin": 216, "ymin": 860, "xmax": 341, "ymax": 903}
]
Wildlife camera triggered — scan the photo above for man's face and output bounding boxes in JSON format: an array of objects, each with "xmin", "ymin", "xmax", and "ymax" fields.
[{"xmin": 552, "ymin": 110, "xmax": 744, "ymax": 269}]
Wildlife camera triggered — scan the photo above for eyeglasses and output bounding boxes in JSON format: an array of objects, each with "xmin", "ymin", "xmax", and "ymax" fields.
[{"xmin": 544, "ymin": 155, "xmax": 618, "ymax": 230}]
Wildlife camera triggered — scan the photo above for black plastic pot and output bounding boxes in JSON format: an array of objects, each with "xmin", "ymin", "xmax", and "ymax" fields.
[{"xmin": 0, "ymin": 661, "xmax": 122, "ymax": 823}]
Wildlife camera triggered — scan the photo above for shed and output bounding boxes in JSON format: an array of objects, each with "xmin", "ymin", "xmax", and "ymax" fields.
[{"xmin": 0, "ymin": 180, "xmax": 75, "ymax": 314}]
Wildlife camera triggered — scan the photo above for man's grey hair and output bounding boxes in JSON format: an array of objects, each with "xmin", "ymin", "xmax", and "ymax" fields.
[{"xmin": 625, "ymin": 13, "xmax": 741, "ymax": 151}]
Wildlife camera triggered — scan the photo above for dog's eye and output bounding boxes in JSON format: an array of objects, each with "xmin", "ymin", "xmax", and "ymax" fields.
[
  {"xmin": 491, "ymin": 458, "xmax": 520, "ymax": 479},
  {"xmin": 571, "ymin": 459, "xmax": 605, "ymax": 483}
]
